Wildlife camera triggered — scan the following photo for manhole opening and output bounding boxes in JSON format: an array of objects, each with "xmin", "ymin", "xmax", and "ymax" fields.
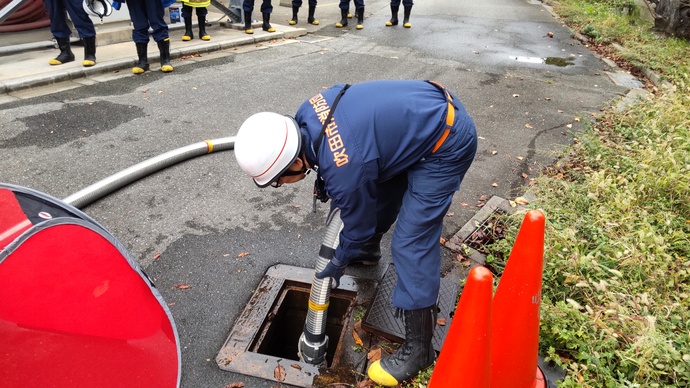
[{"xmin": 249, "ymin": 280, "xmax": 356, "ymax": 366}]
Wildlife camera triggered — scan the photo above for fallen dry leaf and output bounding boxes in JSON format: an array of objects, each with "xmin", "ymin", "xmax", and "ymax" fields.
[
  {"xmin": 223, "ymin": 383, "xmax": 245, "ymax": 388},
  {"xmin": 461, "ymin": 202, "xmax": 469, "ymax": 207},
  {"xmin": 153, "ymin": 253, "xmax": 161, "ymax": 261},
  {"xmin": 522, "ymin": 173, "xmax": 529, "ymax": 179},
  {"xmin": 440, "ymin": 237, "xmax": 447, "ymax": 245},
  {"xmin": 357, "ymin": 379, "xmax": 375, "ymax": 388},
  {"xmin": 237, "ymin": 251, "xmax": 250, "ymax": 258},
  {"xmin": 274, "ymin": 365, "xmax": 286, "ymax": 381},
  {"xmin": 437, "ymin": 317, "xmax": 447, "ymax": 326},
  {"xmin": 492, "ymin": 150, "xmax": 498, "ymax": 155},
  {"xmin": 174, "ymin": 284, "xmax": 190, "ymax": 289},
  {"xmin": 492, "ymin": 183, "xmax": 498, "ymax": 187},
  {"xmin": 367, "ymin": 347, "xmax": 382, "ymax": 362},
  {"xmin": 446, "ymin": 212, "xmax": 454, "ymax": 217},
  {"xmin": 517, "ymin": 156, "xmax": 524, "ymax": 161},
  {"xmin": 514, "ymin": 197, "xmax": 530, "ymax": 205},
  {"xmin": 525, "ymin": 124, "xmax": 533, "ymax": 129},
  {"xmin": 291, "ymin": 364, "xmax": 302, "ymax": 371},
  {"xmin": 547, "ymin": 32, "xmax": 554, "ymax": 38},
  {"xmin": 479, "ymin": 195, "xmax": 488, "ymax": 201},
  {"xmin": 352, "ymin": 329, "xmax": 363, "ymax": 347}
]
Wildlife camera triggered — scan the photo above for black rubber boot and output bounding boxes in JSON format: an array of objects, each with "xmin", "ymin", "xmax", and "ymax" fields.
[
  {"xmin": 307, "ymin": 5, "xmax": 319, "ymax": 25},
  {"xmin": 262, "ymin": 12, "xmax": 275, "ymax": 32},
  {"xmin": 132, "ymin": 42, "xmax": 149, "ymax": 74},
  {"xmin": 49, "ymin": 37, "xmax": 75, "ymax": 65},
  {"xmin": 349, "ymin": 233, "xmax": 383, "ymax": 265},
  {"xmin": 367, "ymin": 306, "xmax": 436, "ymax": 386},
  {"xmin": 336, "ymin": 8, "xmax": 348, "ymax": 28},
  {"xmin": 199, "ymin": 15, "xmax": 210, "ymax": 40},
  {"xmin": 157, "ymin": 38, "xmax": 174, "ymax": 73},
  {"xmin": 403, "ymin": 5, "xmax": 412, "ymax": 28},
  {"xmin": 244, "ymin": 11, "xmax": 254, "ymax": 34},
  {"xmin": 289, "ymin": 5, "xmax": 298, "ymax": 25},
  {"xmin": 82, "ymin": 36, "xmax": 96, "ymax": 67},
  {"xmin": 182, "ymin": 16, "xmax": 193, "ymax": 41},
  {"xmin": 386, "ymin": 5, "xmax": 399, "ymax": 26},
  {"xmin": 356, "ymin": 7, "xmax": 364, "ymax": 29}
]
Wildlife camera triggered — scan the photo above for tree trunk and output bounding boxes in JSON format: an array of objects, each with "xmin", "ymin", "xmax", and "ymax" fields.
[{"xmin": 653, "ymin": 0, "xmax": 690, "ymax": 39}]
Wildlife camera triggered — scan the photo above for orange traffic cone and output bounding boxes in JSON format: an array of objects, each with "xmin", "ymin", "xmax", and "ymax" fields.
[
  {"xmin": 489, "ymin": 209, "xmax": 546, "ymax": 388},
  {"xmin": 428, "ymin": 266, "xmax": 493, "ymax": 388}
]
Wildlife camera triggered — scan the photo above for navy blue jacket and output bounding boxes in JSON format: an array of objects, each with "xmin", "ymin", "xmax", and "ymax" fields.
[{"xmin": 295, "ymin": 80, "xmax": 465, "ymax": 266}]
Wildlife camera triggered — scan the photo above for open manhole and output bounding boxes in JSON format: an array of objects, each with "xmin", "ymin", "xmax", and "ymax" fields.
[{"xmin": 216, "ymin": 264, "xmax": 365, "ymax": 387}]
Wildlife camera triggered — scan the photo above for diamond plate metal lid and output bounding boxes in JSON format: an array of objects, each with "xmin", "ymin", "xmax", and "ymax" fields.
[{"xmin": 361, "ymin": 264, "xmax": 459, "ymax": 352}]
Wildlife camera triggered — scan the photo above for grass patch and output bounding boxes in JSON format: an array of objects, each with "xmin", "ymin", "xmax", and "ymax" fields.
[
  {"xmin": 371, "ymin": 1, "xmax": 689, "ymax": 386},
  {"xmin": 485, "ymin": 0, "xmax": 690, "ymax": 386}
]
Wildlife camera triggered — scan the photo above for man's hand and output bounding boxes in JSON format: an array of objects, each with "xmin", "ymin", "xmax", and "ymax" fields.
[{"xmin": 315, "ymin": 260, "xmax": 346, "ymax": 289}]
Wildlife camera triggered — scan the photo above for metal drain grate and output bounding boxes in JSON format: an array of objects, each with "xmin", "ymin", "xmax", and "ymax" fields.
[{"xmin": 361, "ymin": 264, "xmax": 458, "ymax": 352}]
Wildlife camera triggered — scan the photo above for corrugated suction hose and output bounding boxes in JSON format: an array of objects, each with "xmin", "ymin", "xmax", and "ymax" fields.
[{"xmin": 298, "ymin": 207, "xmax": 342, "ymax": 365}]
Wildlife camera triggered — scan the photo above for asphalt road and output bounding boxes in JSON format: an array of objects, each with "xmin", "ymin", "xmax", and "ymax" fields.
[{"xmin": 0, "ymin": 0, "xmax": 630, "ymax": 386}]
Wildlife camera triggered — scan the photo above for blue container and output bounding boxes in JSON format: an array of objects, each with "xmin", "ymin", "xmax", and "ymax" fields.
[{"xmin": 169, "ymin": 5, "xmax": 181, "ymax": 24}]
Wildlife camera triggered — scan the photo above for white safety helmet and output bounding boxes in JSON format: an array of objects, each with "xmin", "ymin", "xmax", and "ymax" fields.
[
  {"xmin": 83, "ymin": 0, "xmax": 113, "ymax": 20},
  {"xmin": 235, "ymin": 112, "xmax": 302, "ymax": 188}
]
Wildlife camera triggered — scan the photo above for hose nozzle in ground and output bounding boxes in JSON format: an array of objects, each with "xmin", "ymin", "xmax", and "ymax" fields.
[{"xmin": 298, "ymin": 208, "xmax": 342, "ymax": 365}]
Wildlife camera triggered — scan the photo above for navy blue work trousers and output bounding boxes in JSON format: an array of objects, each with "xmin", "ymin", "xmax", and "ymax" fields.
[
  {"xmin": 339, "ymin": 0, "xmax": 363, "ymax": 10},
  {"xmin": 390, "ymin": 0, "xmax": 412, "ymax": 7},
  {"xmin": 243, "ymin": 0, "xmax": 272, "ymax": 13},
  {"xmin": 291, "ymin": 0, "xmax": 316, "ymax": 7},
  {"xmin": 127, "ymin": 0, "xmax": 169, "ymax": 43},
  {"xmin": 376, "ymin": 107, "xmax": 477, "ymax": 311},
  {"xmin": 44, "ymin": 0, "xmax": 96, "ymax": 38}
]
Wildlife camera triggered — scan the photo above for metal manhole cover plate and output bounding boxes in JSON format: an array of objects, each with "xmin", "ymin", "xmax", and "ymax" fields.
[{"xmin": 361, "ymin": 264, "xmax": 458, "ymax": 352}]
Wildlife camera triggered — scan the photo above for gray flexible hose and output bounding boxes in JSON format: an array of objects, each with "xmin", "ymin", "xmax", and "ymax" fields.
[{"xmin": 63, "ymin": 137, "xmax": 235, "ymax": 209}]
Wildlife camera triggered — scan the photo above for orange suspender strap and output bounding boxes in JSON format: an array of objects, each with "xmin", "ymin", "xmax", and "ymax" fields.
[{"xmin": 429, "ymin": 81, "xmax": 456, "ymax": 153}]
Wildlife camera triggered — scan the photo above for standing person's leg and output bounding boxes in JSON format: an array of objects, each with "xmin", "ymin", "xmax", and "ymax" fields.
[
  {"xmin": 144, "ymin": 0, "xmax": 173, "ymax": 72},
  {"xmin": 335, "ymin": 0, "xmax": 348, "ymax": 27},
  {"xmin": 127, "ymin": 0, "xmax": 153, "ymax": 73},
  {"xmin": 182, "ymin": 4, "xmax": 194, "ymax": 40},
  {"xmin": 64, "ymin": 0, "xmax": 96, "ymax": 67},
  {"xmin": 386, "ymin": 0, "xmax": 399, "ymax": 26},
  {"xmin": 242, "ymin": 0, "xmax": 254, "ymax": 33},
  {"xmin": 65, "ymin": 0, "xmax": 96, "ymax": 38},
  {"xmin": 197, "ymin": 6, "xmax": 210, "ymax": 40},
  {"xmin": 260, "ymin": 0, "xmax": 274, "ymax": 32},
  {"xmin": 289, "ymin": 0, "xmax": 301, "ymax": 24},
  {"xmin": 64, "ymin": 0, "xmax": 97, "ymax": 65},
  {"xmin": 307, "ymin": 0, "xmax": 318, "ymax": 24},
  {"xmin": 402, "ymin": 0, "xmax": 412, "ymax": 27},
  {"xmin": 354, "ymin": 0, "xmax": 364, "ymax": 29},
  {"xmin": 44, "ymin": 0, "xmax": 75, "ymax": 65}
]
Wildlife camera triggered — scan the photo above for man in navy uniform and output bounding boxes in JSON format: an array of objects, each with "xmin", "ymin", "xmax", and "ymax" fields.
[{"xmin": 234, "ymin": 80, "xmax": 477, "ymax": 386}]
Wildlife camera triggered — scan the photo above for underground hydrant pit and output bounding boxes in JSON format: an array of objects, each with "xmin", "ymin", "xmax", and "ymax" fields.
[
  {"xmin": 250, "ymin": 282, "xmax": 354, "ymax": 367},
  {"xmin": 216, "ymin": 264, "xmax": 362, "ymax": 387}
]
